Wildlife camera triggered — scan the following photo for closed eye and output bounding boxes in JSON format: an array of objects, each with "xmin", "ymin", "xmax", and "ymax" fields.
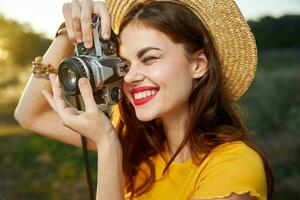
[
  {"xmin": 119, "ymin": 55, "xmax": 160, "ymax": 73},
  {"xmin": 142, "ymin": 56, "xmax": 158, "ymax": 65}
]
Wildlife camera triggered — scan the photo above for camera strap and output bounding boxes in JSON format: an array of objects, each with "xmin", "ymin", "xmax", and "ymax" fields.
[{"xmin": 75, "ymin": 95, "xmax": 96, "ymax": 200}]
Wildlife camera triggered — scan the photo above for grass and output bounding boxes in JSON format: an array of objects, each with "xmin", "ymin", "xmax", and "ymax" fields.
[
  {"xmin": 0, "ymin": 49, "xmax": 299, "ymax": 199},
  {"xmin": 239, "ymin": 50, "xmax": 300, "ymax": 199},
  {"xmin": 0, "ymin": 73, "xmax": 98, "ymax": 200},
  {"xmin": 0, "ymin": 128, "xmax": 97, "ymax": 200}
]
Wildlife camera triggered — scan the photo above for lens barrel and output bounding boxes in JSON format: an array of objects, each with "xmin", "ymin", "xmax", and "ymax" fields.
[{"xmin": 58, "ymin": 57, "xmax": 95, "ymax": 96}]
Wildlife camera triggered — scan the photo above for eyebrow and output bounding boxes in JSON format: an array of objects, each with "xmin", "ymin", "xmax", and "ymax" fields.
[{"xmin": 120, "ymin": 47, "xmax": 161, "ymax": 61}]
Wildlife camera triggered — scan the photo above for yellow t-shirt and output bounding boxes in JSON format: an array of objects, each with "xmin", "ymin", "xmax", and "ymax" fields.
[{"xmin": 126, "ymin": 141, "xmax": 267, "ymax": 200}]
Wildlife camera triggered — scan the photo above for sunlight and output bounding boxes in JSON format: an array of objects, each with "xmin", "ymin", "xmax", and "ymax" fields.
[
  {"xmin": 0, "ymin": 48, "xmax": 8, "ymax": 61},
  {"xmin": 0, "ymin": 0, "xmax": 298, "ymax": 37},
  {"xmin": 0, "ymin": 124, "xmax": 23, "ymax": 137},
  {"xmin": 0, "ymin": 39, "xmax": 8, "ymax": 61}
]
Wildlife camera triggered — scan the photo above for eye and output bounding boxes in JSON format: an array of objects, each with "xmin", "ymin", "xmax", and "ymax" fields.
[{"xmin": 142, "ymin": 56, "xmax": 157, "ymax": 65}]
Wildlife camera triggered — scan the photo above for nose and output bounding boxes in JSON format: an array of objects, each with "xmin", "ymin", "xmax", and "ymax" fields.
[{"xmin": 123, "ymin": 63, "xmax": 145, "ymax": 84}]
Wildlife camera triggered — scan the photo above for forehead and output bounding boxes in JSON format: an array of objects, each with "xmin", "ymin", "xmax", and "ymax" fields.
[{"xmin": 119, "ymin": 22, "xmax": 173, "ymax": 57}]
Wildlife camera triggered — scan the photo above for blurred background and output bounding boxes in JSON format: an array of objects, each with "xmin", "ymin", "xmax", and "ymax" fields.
[{"xmin": 0, "ymin": 0, "xmax": 299, "ymax": 199}]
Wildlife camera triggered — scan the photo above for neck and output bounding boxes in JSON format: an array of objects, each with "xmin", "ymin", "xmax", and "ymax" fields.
[{"xmin": 161, "ymin": 104, "xmax": 191, "ymax": 162}]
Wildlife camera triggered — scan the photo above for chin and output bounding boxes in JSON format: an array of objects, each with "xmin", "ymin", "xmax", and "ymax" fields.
[{"xmin": 134, "ymin": 108, "xmax": 158, "ymax": 122}]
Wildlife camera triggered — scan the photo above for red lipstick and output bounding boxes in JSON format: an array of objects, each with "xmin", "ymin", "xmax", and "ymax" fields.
[
  {"xmin": 130, "ymin": 86, "xmax": 160, "ymax": 94},
  {"xmin": 130, "ymin": 86, "xmax": 160, "ymax": 106}
]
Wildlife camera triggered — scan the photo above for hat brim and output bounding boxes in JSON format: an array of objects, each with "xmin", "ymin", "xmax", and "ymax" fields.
[{"xmin": 106, "ymin": 0, "xmax": 257, "ymax": 101}]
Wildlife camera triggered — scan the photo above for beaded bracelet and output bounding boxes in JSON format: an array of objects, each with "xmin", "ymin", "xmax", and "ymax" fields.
[
  {"xmin": 32, "ymin": 23, "xmax": 66, "ymax": 79},
  {"xmin": 31, "ymin": 56, "xmax": 57, "ymax": 79}
]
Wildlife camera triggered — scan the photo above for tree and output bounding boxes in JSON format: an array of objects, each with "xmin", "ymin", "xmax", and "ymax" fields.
[
  {"xmin": 248, "ymin": 15, "xmax": 300, "ymax": 50},
  {"xmin": 0, "ymin": 14, "xmax": 52, "ymax": 66}
]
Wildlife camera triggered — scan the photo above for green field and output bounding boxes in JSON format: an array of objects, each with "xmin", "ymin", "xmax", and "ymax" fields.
[{"xmin": 0, "ymin": 49, "xmax": 299, "ymax": 199}]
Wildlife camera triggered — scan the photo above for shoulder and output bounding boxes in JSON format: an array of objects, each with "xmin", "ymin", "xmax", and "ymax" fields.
[
  {"xmin": 192, "ymin": 141, "xmax": 267, "ymax": 200},
  {"xmin": 202, "ymin": 141, "xmax": 267, "ymax": 184},
  {"xmin": 208, "ymin": 141, "xmax": 264, "ymax": 166}
]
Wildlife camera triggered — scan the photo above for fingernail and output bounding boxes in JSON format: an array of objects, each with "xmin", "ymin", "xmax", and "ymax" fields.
[
  {"xmin": 49, "ymin": 74, "xmax": 55, "ymax": 81},
  {"xmin": 85, "ymin": 42, "xmax": 92, "ymax": 48},
  {"xmin": 79, "ymin": 78, "xmax": 87, "ymax": 85},
  {"xmin": 103, "ymin": 32, "xmax": 109, "ymax": 40}
]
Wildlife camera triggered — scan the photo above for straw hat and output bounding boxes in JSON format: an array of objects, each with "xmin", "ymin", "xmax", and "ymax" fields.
[{"xmin": 105, "ymin": 0, "xmax": 257, "ymax": 101}]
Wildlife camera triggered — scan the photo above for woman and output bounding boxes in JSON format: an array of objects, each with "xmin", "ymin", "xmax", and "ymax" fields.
[{"xmin": 14, "ymin": 0, "xmax": 273, "ymax": 199}]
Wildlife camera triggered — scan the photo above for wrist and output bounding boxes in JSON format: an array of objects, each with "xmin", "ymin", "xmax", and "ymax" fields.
[{"xmin": 96, "ymin": 130, "xmax": 121, "ymax": 151}]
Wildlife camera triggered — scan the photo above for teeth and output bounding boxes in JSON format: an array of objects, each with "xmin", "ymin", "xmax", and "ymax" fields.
[
  {"xmin": 133, "ymin": 90, "xmax": 157, "ymax": 100},
  {"xmin": 142, "ymin": 92, "xmax": 147, "ymax": 98}
]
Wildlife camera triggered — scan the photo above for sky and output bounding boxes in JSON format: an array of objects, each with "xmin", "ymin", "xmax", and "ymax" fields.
[{"xmin": 0, "ymin": 0, "xmax": 299, "ymax": 38}]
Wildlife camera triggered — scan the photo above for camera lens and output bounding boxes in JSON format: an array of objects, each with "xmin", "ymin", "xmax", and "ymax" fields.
[
  {"xmin": 66, "ymin": 69, "xmax": 77, "ymax": 85},
  {"xmin": 58, "ymin": 57, "xmax": 94, "ymax": 96},
  {"xmin": 111, "ymin": 87, "xmax": 123, "ymax": 103},
  {"xmin": 66, "ymin": 68, "xmax": 77, "ymax": 86}
]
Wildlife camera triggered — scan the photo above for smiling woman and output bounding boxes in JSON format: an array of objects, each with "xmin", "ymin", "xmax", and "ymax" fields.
[
  {"xmin": 14, "ymin": 0, "xmax": 273, "ymax": 200},
  {"xmin": 119, "ymin": 23, "xmax": 198, "ymax": 121}
]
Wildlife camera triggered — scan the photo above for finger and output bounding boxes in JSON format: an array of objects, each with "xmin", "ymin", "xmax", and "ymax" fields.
[
  {"xmin": 78, "ymin": 78, "xmax": 98, "ymax": 112},
  {"xmin": 49, "ymin": 74, "xmax": 67, "ymax": 113},
  {"xmin": 63, "ymin": 3, "xmax": 76, "ymax": 44},
  {"xmin": 93, "ymin": 1, "xmax": 111, "ymax": 40},
  {"xmin": 71, "ymin": 0, "xmax": 83, "ymax": 43},
  {"xmin": 41, "ymin": 89, "xmax": 57, "ymax": 112},
  {"xmin": 81, "ymin": 0, "xmax": 93, "ymax": 48}
]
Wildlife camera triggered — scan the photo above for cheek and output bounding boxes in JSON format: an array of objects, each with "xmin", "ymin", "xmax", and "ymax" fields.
[
  {"xmin": 121, "ymin": 81, "xmax": 132, "ymax": 100},
  {"xmin": 162, "ymin": 62, "xmax": 194, "ymax": 98},
  {"xmin": 159, "ymin": 60, "xmax": 192, "ymax": 86},
  {"xmin": 152, "ymin": 60, "xmax": 180, "ymax": 80}
]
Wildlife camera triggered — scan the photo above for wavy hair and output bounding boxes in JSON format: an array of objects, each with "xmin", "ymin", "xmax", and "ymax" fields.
[{"xmin": 113, "ymin": 1, "xmax": 273, "ymax": 199}]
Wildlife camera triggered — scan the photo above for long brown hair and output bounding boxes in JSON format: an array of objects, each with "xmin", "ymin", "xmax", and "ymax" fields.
[{"xmin": 114, "ymin": 1, "xmax": 273, "ymax": 199}]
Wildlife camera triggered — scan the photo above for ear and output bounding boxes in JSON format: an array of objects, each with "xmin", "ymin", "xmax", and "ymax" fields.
[{"xmin": 190, "ymin": 49, "xmax": 208, "ymax": 79}]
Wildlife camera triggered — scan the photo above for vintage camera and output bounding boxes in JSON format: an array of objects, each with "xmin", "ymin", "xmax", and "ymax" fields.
[{"xmin": 58, "ymin": 15, "xmax": 126, "ymax": 112}]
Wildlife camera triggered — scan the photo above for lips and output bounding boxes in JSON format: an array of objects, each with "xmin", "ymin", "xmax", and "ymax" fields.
[{"xmin": 130, "ymin": 86, "xmax": 160, "ymax": 106}]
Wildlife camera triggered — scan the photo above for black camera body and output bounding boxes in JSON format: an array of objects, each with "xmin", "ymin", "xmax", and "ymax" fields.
[{"xmin": 58, "ymin": 15, "xmax": 126, "ymax": 112}]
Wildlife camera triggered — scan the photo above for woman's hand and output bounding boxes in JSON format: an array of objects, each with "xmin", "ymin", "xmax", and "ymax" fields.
[
  {"xmin": 42, "ymin": 74, "xmax": 124, "ymax": 198},
  {"xmin": 41, "ymin": 74, "xmax": 115, "ymax": 147},
  {"xmin": 62, "ymin": 0, "xmax": 111, "ymax": 48}
]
